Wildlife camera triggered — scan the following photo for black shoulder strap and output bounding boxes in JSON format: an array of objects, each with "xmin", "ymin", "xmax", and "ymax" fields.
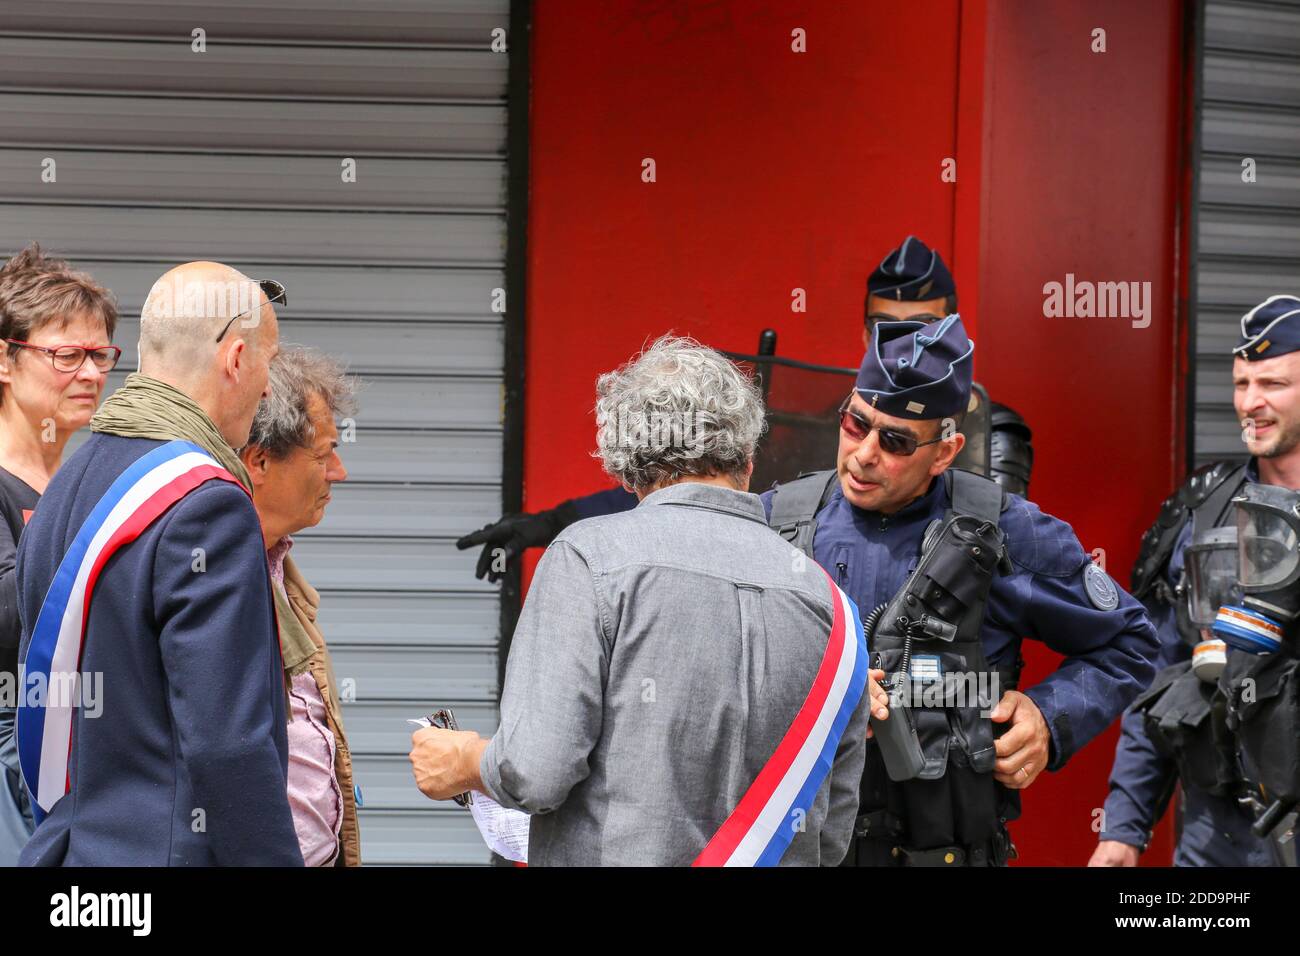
[
  {"xmin": 944, "ymin": 467, "xmax": 1005, "ymax": 523},
  {"xmin": 767, "ymin": 470, "xmax": 838, "ymax": 558},
  {"xmin": 1190, "ymin": 463, "xmax": 1249, "ymax": 540},
  {"xmin": 1131, "ymin": 460, "xmax": 1246, "ymax": 600}
]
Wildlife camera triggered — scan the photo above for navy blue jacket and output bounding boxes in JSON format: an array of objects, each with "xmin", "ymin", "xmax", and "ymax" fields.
[
  {"xmin": 570, "ymin": 487, "xmax": 638, "ymax": 520},
  {"xmin": 17, "ymin": 433, "xmax": 302, "ymax": 866},
  {"xmin": 762, "ymin": 475, "xmax": 1159, "ymax": 770},
  {"xmin": 1100, "ymin": 520, "xmax": 1274, "ymax": 866}
]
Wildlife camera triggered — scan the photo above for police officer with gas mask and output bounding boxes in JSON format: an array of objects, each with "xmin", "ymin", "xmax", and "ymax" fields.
[
  {"xmin": 456, "ymin": 236, "xmax": 1036, "ymax": 581},
  {"xmin": 762, "ymin": 314, "xmax": 1159, "ymax": 866},
  {"xmin": 1093, "ymin": 295, "xmax": 1300, "ymax": 867}
]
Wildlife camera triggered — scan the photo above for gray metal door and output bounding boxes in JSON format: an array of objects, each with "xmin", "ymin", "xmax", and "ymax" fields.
[
  {"xmin": 1193, "ymin": 0, "xmax": 1300, "ymax": 465},
  {"xmin": 0, "ymin": 0, "xmax": 511, "ymax": 864}
]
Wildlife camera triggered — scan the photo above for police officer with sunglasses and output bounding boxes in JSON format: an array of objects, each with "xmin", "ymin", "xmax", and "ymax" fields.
[{"xmin": 763, "ymin": 314, "xmax": 1160, "ymax": 866}]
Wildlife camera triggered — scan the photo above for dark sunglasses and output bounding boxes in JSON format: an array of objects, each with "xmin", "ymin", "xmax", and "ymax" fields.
[
  {"xmin": 6, "ymin": 339, "xmax": 121, "ymax": 373},
  {"xmin": 837, "ymin": 396, "xmax": 945, "ymax": 456},
  {"xmin": 215, "ymin": 279, "xmax": 287, "ymax": 343},
  {"xmin": 865, "ymin": 312, "xmax": 946, "ymax": 335}
]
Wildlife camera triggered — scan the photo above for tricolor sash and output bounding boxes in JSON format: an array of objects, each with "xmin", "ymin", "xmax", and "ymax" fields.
[
  {"xmin": 17, "ymin": 441, "xmax": 241, "ymax": 823},
  {"xmin": 693, "ymin": 569, "xmax": 868, "ymax": 866}
]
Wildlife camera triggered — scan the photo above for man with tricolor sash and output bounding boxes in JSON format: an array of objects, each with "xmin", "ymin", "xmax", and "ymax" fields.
[
  {"xmin": 410, "ymin": 336, "xmax": 887, "ymax": 866},
  {"xmin": 15, "ymin": 261, "xmax": 303, "ymax": 866}
]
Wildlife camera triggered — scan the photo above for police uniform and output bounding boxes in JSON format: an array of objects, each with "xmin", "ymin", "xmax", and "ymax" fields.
[
  {"xmin": 1103, "ymin": 468, "xmax": 1274, "ymax": 866},
  {"xmin": 761, "ymin": 315, "xmax": 1160, "ymax": 865},
  {"xmin": 867, "ymin": 236, "xmax": 1035, "ymax": 497},
  {"xmin": 1215, "ymin": 296, "xmax": 1300, "ymax": 861}
]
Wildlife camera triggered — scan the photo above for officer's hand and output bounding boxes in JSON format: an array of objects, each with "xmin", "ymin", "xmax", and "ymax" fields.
[
  {"xmin": 990, "ymin": 690, "xmax": 1050, "ymax": 789},
  {"xmin": 1087, "ymin": 840, "xmax": 1140, "ymax": 867},
  {"xmin": 865, "ymin": 668, "xmax": 889, "ymax": 738},
  {"xmin": 456, "ymin": 510, "xmax": 562, "ymax": 583}
]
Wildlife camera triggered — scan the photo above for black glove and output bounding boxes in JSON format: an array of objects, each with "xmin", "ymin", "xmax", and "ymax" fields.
[{"xmin": 456, "ymin": 501, "xmax": 580, "ymax": 583}]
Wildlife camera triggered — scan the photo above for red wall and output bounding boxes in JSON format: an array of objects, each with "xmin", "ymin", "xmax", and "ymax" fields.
[
  {"xmin": 523, "ymin": 0, "xmax": 1185, "ymax": 865},
  {"xmin": 970, "ymin": 0, "xmax": 1186, "ymax": 865}
]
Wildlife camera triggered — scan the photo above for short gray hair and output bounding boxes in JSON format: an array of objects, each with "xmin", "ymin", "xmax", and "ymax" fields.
[
  {"xmin": 245, "ymin": 346, "xmax": 359, "ymax": 458},
  {"xmin": 594, "ymin": 335, "xmax": 765, "ymax": 491}
]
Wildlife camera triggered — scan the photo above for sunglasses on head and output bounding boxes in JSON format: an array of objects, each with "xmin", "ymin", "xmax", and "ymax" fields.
[
  {"xmin": 215, "ymin": 279, "xmax": 287, "ymax": 343},
  {"xmin": 837, "ymin": 396, "xmax": 946, "ymax": 456}
]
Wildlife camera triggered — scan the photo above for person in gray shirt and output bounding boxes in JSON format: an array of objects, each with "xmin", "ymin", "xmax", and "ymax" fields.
[{"xmin": 410, "ymin": 335, "xmax": 886, "ymax": 866}]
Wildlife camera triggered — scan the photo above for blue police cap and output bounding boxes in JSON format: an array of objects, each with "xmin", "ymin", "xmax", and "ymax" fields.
[
  {"xmin": 1234, "ymin": 295, "xmax": 1300, "ymax": 361},
  {"xmin": 855, "ymin": 314, "xmax": 974, "ymax": 421},
  {"xmin": 867, "ymin": 235, "xmax": 957, "ymax": 304}
]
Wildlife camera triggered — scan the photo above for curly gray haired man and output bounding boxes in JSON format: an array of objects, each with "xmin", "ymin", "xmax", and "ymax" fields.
[
  {"xmin": 238, "ymin": 346, "xmax": 363, "ymax": 868},
  {"xmin": 410, "ymin": 335, "xmax": 886, "ymax": 867},
  {"xmin": 593, "ymin": 335, "xmax": 765, "ymax": 493}
]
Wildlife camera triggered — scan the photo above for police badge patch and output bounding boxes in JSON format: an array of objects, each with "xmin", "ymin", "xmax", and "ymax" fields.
[{"xmin": 1084, "ymin": 562, "xmax": 1119, "ymax": 610}]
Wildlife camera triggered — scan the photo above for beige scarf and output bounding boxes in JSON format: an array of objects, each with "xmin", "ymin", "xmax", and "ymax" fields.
[
  {"xmin": 90, "ymin": 372, "xmax": 251, "ymax": 490},
  {"xmin": 93, "ymin": 373, "xmax": 301, "ymax": 694}
]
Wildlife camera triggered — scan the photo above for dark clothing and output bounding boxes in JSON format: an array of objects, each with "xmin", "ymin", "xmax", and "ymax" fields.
[
  {"xmin": 569, "ymin": 486, "xmax": 638, "ymax": 521},
  {"xmin": 763, "ymin": 476, "xmax": 1159, "ymax": 771},
  {"xmin": 1102, "ymin": 497, "xmax": 1274, "ymax": 866},
  {"xmin": 0, "ymin": 465, "xmax": 39, "ymax": 866},
  {"xmin": 17, "ymin": 433, "xmax": 302, "ymax": 866},
  {"xmin": 0, "ymin": 466, "xmax": 39, "ymax": 683}
]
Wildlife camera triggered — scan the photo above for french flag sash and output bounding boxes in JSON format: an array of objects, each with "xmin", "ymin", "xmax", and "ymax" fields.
[
  {"xmin": 693, "ymin": 568, "xmax": 869, "ymax": 867},
  {"xmin": 17, "ymin": 441, "xmax": 242, "ymax": 823}
]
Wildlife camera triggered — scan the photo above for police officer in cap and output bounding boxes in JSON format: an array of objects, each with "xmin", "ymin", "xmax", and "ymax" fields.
[
  {"xmin": 1097, "ymin": 296, "xmax": 1300, "ymax": 866},
  {"xmin": 763, "ymin": 314, "xmax": 1159, "ymax": 866},
  {"xmin": 865, "ymin": 237, "xmax": 1034, "ymax": 494},
  {"xmin": 457, "ymin": 236, "xmax": 1035, "ymax": 580}
]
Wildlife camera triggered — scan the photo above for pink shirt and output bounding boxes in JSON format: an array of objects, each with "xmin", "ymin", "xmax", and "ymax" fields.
[{"xmin": 270, "ymin": 537, "xmax": 343, "ymax": 867}]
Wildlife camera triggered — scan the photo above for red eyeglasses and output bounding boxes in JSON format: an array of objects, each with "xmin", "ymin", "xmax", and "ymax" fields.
[
  {"xmin": 5, "ymin": 340, "xmax": 121, "ymax": 373},
  {"xmin": 837, "ymin": 396, "xmax": 945, "ymax": 457}
]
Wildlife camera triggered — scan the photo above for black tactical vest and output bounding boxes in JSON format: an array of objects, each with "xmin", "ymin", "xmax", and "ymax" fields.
[
  {"xmin": 769, "ymin": 468, "xmax": 1018, "ymax": 866},
  {"xmin": 1129, "ymin": 462, "xmax": 1249, "ymax": 798}
]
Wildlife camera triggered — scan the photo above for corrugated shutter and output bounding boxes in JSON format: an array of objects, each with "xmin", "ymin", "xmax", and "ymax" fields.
[
  {"xmin": 0, "ymin": 0, "xmax": 511, "ymax": 864},
  {"xmin": 1194, "ymin": 0, "xmax": 1300, "ymax": 465}
]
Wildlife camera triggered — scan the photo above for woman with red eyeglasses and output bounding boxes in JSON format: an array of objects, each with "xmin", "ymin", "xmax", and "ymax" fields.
[{"xmin": 0, "ymin": 243, "xmax": 119, "ymax": 865}]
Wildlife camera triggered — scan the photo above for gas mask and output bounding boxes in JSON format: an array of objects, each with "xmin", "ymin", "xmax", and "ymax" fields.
[
  {"xmin": 1212, "ymin": 484, "xmax": 1300, "ymax": 656},
  {"xmin": 1183, "ymin": 526, "xmax": 1237, "ymax": 681}
]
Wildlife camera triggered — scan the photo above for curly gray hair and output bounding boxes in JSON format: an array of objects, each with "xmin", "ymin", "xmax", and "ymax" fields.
[
  {"xmin": 245, "ymin": 346, "xmax": 359, "ymax": 458},
  {"xmin": 594, "ymin": 335, "xmax": 766, "ymax": 491}
]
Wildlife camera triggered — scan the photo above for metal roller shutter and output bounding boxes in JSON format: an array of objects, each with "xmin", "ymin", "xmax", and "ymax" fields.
[
  {"xmin": 1193, "ymin": 0, "xmax": 1300, "ymax": 465},
  {"xmin": 0, "ymin": 0, "xmax": 513, "ymax": 864}
]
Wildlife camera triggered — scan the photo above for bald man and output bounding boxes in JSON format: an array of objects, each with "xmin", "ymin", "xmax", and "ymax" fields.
[{"xmin": 15, "ymin": 261, "xmax": 303, "ymax": 865}]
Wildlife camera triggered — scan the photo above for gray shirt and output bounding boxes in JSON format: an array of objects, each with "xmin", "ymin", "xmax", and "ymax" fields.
[{"xmin": 479, "ymin": 481, "xmax": 870, "ymax": 866}]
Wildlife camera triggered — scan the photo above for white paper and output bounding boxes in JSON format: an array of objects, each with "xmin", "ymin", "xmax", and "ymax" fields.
[
  {"xmin": 468, "ymin": 792, "xmax": 531, "ymax": 863},
  {"xmin": 408, "ymin": 717, "xmax": 531, "ymax": 863}
]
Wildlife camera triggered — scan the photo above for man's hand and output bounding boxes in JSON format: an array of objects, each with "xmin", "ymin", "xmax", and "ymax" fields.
[
  {"xmin": 409, "ymin": 727, "xmax": 489, "ymax": 801},
  {"xmin": 865, "ymin": 668, "xmax": 889, "ymax": 738},
  {"xmin": 991, "ymin": 690, "xmax": 1050, "ymax": 789},
  {"xmin": 455, "ymin": 510, "xmax": 563, "ymax": 583},
  {"xmin": 1088, "ymin": 840, "xmax": 1140, "ymax": 867}
]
